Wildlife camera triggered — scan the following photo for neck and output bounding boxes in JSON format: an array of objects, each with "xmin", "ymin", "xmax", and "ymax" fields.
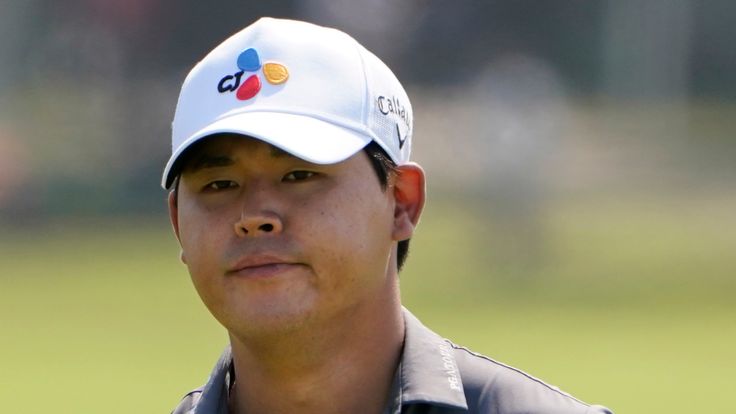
[{"xmin": 228, "ymin": 284, "xmax": 404, "ymax": 414}]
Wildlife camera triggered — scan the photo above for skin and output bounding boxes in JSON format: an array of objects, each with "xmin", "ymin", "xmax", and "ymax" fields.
[{"xmin": 168, "ymin": 134, "xmax": 425, "ymax": 414}]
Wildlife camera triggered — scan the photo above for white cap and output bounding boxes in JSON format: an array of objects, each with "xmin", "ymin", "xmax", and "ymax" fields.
[{"xmin": 162, "ymin": 17, "xmax": 413, "ymax": 189}]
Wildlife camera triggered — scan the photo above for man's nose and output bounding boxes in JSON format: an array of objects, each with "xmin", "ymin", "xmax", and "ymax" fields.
[
  {"xmin": 234, "ymin": 209, "xmax": 283, "ymax": 237},
  {"xmin": 233, "ymin": 186, "xmax": 284, "ymax": 237}
]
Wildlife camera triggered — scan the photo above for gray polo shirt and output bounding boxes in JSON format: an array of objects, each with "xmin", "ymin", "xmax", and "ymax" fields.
[{"xmin": 172, "ymin": 309, "xmax": 613, "ymax": 414}]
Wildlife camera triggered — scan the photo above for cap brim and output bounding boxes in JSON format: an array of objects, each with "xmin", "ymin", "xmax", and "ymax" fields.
[{"xmin": 161, "ymin": 111, "xmax": 373, "ymax": 189}]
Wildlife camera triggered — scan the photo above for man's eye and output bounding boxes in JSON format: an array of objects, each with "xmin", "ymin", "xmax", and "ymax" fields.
[
  {"xmin": 205, "ymin": 180, "xmax": 237, "ymax": 191},
  {"xmin": 283, "ymin": 171, "xmax": 316, "ymax": 181}
]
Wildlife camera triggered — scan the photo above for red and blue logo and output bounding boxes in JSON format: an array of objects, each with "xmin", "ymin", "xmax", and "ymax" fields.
[{"xmin": 217, "ymin": 48, "xmax": 289, "ymax": 101}]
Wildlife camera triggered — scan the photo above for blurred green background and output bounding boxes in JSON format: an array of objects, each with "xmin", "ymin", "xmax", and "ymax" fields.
[{"xmin": 1, "ymin": 1, "xmax": 735, "ymax": 413}]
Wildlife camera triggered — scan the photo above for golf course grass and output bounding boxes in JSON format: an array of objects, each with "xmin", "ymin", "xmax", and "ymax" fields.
[{"xmin": 1, "ymin": 195, "xmax": 733, "ymax": 413}]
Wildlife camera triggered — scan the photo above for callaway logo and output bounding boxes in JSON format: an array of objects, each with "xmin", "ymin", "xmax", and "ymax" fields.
[
  {"xmin": 378, "ymin": 95, "xmax": 410, "ymax": 149},
  {"xmin": 396, "ymin": 124, "xmax": 407, "ymax": 149},
  {"xmin": 217, "ymin": 48, "xmax": 289, "ymax": 101}
]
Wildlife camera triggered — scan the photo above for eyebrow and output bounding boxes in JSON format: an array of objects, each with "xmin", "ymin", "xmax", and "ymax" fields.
[
  {"xmin": 187, "ymin": 154, "xmax": 235, "ymax": 173},
  {"xmin": 186, "ymin": 145, "xmax": 292, "ymax": 173},
  {"xmin": 268, "ymin": 146, "xmax": 291, "ymax": 158}
]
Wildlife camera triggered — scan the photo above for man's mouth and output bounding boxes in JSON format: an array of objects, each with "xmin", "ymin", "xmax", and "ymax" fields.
[{"xmin": 227, "ymin": 254, "xmax": 302, "ymax": 279}]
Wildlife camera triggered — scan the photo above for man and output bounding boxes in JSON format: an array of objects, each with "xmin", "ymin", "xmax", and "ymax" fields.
[{"xmin": 163, "ymin": 17, "xmax": 612, "ymax": 414}]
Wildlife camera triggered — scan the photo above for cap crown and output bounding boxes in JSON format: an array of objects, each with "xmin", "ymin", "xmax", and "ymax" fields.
[{"xmin": 165, "ymin": 18, "xmax": 412, "ymax": 188}]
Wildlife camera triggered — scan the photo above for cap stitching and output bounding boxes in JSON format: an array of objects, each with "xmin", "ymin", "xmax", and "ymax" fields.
[{"xmin": 352, "ymin": 42, "xmax": 370, "ymax": 129}]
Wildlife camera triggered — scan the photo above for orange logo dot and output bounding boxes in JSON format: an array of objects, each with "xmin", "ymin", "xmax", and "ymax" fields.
[{"xmin": 263, "ymin": 63, "xmax": 289, "ymax": 85}]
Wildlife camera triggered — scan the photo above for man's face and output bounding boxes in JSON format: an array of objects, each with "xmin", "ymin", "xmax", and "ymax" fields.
[{"xmin": 169, "ymin": 135, "xmax": 405, "ymax": 338}]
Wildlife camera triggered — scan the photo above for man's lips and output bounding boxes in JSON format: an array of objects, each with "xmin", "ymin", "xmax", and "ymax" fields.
[{"xmin": 226, "ymin": 254, "xmax": 303, "ymax": 278}]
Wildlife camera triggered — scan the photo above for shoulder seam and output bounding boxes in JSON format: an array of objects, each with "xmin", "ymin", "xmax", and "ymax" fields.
[
  {"xmin": 448, "ymin": 341, "xmax": 593, "ymax": 408},
  {"xmin": 182, "ymin": 387, "xmax": 203, "ymax": 399}
]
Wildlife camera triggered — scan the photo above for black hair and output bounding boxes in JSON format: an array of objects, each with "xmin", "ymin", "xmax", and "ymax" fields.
[
  {"xmin": 171, "ymin": 139, "xmax": 411, "ymax": 271},
  {"xmin": 362, "ymin": 141, "xmax": 410, "ymax": 271}
]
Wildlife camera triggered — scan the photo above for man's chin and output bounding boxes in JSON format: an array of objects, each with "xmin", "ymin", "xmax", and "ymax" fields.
[{"xmin": 222, "ymin": 302, "xmax": 318, "ymax": 340}]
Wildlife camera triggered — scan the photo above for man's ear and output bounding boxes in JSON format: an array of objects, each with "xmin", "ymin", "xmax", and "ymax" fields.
[
  {"xmin": 391, "ymin": 162, "xmax": 426, "ymax": 241},
  {"xmin": 168, "ymin": 191, "xmax": 187, "ymax": 264},
  {"xmin": 168, "ymin": 191, "xmax": 182, "ymax": 243}
]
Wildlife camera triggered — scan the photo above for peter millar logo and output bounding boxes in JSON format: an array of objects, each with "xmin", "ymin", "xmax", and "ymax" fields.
[{"xmin": 217, "ymin": 48, "xmax": 289, "ymax": 101}]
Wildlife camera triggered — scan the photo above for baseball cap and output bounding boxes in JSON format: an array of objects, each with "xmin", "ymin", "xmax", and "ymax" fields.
[{"xmin": 162, "ymin": 17, "xmax": 413, "ymax": 189}]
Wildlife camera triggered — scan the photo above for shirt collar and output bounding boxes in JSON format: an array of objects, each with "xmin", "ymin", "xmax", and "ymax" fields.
[
  {"xmin": 398, "ymin": 308, "xmax": 468, "ymax": 410},
  {"xmin": 194, "ymin": 347, "xmax": 232, "ymax": 414},
  {"xmin": 196, "ymin": 308, "xmax": 468, "ymax": 413}
]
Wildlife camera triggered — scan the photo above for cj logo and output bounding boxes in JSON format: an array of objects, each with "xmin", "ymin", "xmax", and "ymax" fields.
[{"xmin": 217, "ymin": 48, "xmax": 289, "ymax": 101}]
